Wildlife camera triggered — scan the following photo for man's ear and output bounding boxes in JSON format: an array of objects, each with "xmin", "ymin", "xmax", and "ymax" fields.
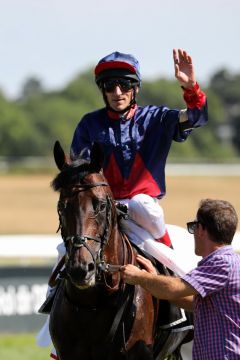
[
  {"xmin": 53, "ymin": 141, "xmax": 69, "ymax": 170},
  {"xmin": 89, "ymin": 142, "xmax": 104, "ymax": 173}
]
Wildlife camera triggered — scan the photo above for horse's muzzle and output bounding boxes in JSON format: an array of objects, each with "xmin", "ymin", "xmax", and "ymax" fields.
[{"xmin": 67, "ymin": 262, "xmax": 96, "ymax": 287}]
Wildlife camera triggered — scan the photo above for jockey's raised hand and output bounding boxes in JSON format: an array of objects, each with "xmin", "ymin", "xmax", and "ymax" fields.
[{"xmin": 173, "ymin": 48, "xmax": 196, "ymax": 89}]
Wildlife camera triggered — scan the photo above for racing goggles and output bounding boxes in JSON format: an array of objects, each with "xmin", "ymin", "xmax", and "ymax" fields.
[{"xmin": 102, "ymin": 78, "xmax": 136, "ymax": 93}]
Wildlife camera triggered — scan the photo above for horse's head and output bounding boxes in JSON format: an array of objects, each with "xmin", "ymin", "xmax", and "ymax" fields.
[{"xmin": 52, "ymin": 141, "xmax": 119, "ymax": 289}]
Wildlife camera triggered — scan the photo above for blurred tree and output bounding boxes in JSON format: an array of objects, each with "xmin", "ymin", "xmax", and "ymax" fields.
[
  {"xmin": 0, "ymin": 95, "xmax": 41, "ymax": 155},
  {"xmin": 19, "ymin": 95, "xmax": 89, "ymax": 155},
  {"xmin": 60, "ymin": 68, "xmax": 103, "ymax": 108},
  {"xmin": 1, "ymin": 67, "xmax": 240, "ymax": 161},
  {"xmin": 209, "ymin": 68, "xmax": 240, "ymax": 152},
  {"xmin": 210, "ymin": 69, "xmax": 240, "ymax": 104},
  {"xmin": 138, "ymin": 79, "xmax": 183, "ymax": 108},
  {"xmin": 20, "ymin": 77, "xmax": 44, "ymax": 101}
]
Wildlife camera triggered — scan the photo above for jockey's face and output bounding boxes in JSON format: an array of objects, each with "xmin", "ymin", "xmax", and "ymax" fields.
[{"xmin": 103, "ymin": 78, "xmax": 137, "ymax": 112}]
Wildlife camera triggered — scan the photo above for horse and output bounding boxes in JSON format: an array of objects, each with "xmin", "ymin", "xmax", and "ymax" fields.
[{"xmin": 48, "ymin": 141, "xmax": 193, "ymax": 360}]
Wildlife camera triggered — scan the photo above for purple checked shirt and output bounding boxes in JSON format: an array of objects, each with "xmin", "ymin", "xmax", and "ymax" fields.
[{"xmin": 183, "ymin": 246, "xmax": 240, "ymax": 360}]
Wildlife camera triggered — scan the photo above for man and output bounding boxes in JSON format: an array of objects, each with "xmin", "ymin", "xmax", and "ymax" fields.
[
  {"xmin": 121, "ymin": 199, "xmax": 240, "ymax": 359},
  {"xmin": 38, "ymin": 49, "xmax": 208, "ymax": 358},
  {"xmin": 70, "ymin": 49, "xmax": 208, "ymax": 253}
]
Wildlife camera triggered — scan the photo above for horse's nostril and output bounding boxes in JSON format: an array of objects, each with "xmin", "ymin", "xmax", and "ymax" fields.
[{"xmin": 88, "ymin": 262, "xmax": 95, "ymax": 272}]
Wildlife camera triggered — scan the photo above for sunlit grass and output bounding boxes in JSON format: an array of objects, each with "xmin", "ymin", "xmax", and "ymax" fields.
[{"xmin": 0, "ymin": 333, "xmax": 52, "ymax": 360}]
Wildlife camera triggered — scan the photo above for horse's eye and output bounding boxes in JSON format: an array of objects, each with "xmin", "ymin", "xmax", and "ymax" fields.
[
  {"xmin": 92, "ymin": 198, "xmax": 98, "ymax": 212},
  {"xmin": 99, "ymin": 202, "xmax": 106, "ymax": 212},
  {"xmin": 92, "ymin": 198, "xmax": 106, "ymax": 213}
]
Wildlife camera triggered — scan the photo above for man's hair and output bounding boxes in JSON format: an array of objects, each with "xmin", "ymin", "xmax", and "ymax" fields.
[{"xmin": 197, "ymin": 199, "xmax": 238, "ymax": 244}]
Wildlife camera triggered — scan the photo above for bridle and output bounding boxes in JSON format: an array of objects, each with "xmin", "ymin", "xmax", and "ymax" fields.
[
  {"xmin": 57, "ymin": 180, "xmax": 123, "ymax": 280},
  {"xmin": 59, "ymin": 181, "xmax": 109, "ymax": 241}
]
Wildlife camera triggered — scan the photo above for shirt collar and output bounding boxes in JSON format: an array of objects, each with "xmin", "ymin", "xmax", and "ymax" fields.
[
  {"xmin": 198, "ymin": 245, "xmax": 234, "ymax": 266},
  {"xmin": 107, "ymin": 104, "xmax": 138, "ymax": 120}
]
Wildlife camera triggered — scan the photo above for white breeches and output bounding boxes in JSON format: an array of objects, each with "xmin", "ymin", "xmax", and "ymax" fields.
[{"xmin": 118, "ymin": 194, "xmax": 166, "ymax": 239}]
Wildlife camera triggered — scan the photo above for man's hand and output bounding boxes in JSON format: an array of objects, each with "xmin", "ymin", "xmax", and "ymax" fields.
[
  {"xmin": 120, "ymin": 255, "xmax": 157, "ymax": 285},
  {"xmin": 173, "ymin": 49, "xmax": 196, "ymax": 89},
  {"xmin": 135, "ymin": 254, "xmax": 158, "ymax": 275},
  {"xmin": 120, "ymin": 264, "xmax": 144, "ymax": 285}
]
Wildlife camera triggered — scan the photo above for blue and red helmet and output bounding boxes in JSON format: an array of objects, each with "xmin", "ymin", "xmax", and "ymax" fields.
[{"xmin": 95, "ymin": 51, "xmax": 141, "ymax": 86}]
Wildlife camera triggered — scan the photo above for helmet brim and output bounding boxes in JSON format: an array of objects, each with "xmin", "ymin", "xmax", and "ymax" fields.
[{"xmin": 95, "ymin": 69, "xmax": 140, "ymax": 86}]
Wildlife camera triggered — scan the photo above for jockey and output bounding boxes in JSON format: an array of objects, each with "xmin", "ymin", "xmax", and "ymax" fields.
[
  {"xmin": 70, "ymin": 49, "xmax": 208, "ymax": 252},
  {"xmin": 37, "ymin": 49, "xmax": 208, "ymax": 358}
]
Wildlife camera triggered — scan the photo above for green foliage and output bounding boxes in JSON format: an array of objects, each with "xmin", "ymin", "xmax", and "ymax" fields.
[
  {"xmin": 209, "ymin": 68, "xmax": 240, "ymax": 152},
  {"xmin": 19, "ymin": 95, "xmax": 87, "ymax": 155},
  {"xmin": 139, "ymin": 79, "xmax": 183, "ymax": 108},
  {"xmin": 209, "ymin": 69, "xmax": 240, "ymax": 105},
  {"xmin": 205, "ymin": 88, "xmax": 225, "ymax": 126},
  {"xmin": 60, "ymin": 68, "xmax": 103, "ymax": 108},
  {"xmin": 1, "ymin": 67, "xmax": 240, "ymax": 161},
  {"xmin": 21, "ymin": 77, "xmax": 44, "ymax": 101},
  {"xmin": 0, "ymin": 96, "xmax": 40, "ymax": 156}
]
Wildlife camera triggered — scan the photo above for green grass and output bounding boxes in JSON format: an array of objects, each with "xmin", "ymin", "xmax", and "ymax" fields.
[
  {"xmin": 0, "ymin": 333, "xmax": 52, "ymax": 360},
  {"xmin": 0, "ymin": 333, "xmax": 182, "ymax": 360}
]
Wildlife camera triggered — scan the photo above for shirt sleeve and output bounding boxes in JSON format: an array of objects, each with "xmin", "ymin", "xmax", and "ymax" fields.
[
  {"xmin": 182, "ymin": 256, "xmax": 231, "ymax": 298},
  {"xmin": 177, "ymin": 83, "xmax": 208, "ymax": 135},
  {"xmin": 182, "ymin": 82, "xmax": 206, "ymax": 110},
  {"xmin": 70, "ymin": 115, "xmax": 92, "ymax": 161}
]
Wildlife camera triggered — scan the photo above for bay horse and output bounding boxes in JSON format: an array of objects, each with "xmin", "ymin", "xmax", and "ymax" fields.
[{"xmin": 49, "ymin": 141, "xmax": 192, "ymax": 360}]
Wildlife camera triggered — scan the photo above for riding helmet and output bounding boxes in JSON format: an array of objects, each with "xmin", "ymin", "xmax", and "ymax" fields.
[{"xmin": 95, "ymin": 51, "xmax": 141, "ymax": 87}]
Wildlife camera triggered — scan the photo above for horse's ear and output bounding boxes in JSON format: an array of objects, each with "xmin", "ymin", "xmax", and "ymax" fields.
[
  {"xmin": 53, "ymin": 141, "xmax": 69, "ymax": 170},
  {"xmin": 89, "ymin": 142, "xmax": 104, "ymax": 173}
]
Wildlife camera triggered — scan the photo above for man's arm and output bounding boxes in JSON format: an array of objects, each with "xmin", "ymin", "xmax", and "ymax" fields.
[
  {"xmin": 171, "ymin": 295, "xmax": 195, "ymax": 311},
  {"xmin": 121, "ymin": 265, "xmax": 197, "ymax": 298},
  {"xmin": 120, "ymin": 255, "xmax": 198, "ymax": 310}
]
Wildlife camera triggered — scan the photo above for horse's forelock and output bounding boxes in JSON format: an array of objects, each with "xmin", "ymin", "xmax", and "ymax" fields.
[{"xmin": 51, "ymin": 158, "xmax": 91, "ymax": 191}]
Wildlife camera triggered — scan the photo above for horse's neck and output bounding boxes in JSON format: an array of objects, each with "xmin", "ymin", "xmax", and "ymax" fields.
[
  {"xmin": 108, "ymin": 226, "xmax": 134, "ymax": 266},
  {"xmin": 64, "ymin": 278, "xmax": 120, "ymax": 310}
]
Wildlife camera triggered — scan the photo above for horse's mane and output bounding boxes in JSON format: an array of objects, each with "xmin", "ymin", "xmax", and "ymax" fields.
[{"xmin": 51, "ymin": 158, "xmax": 92, "ymax": 191}]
